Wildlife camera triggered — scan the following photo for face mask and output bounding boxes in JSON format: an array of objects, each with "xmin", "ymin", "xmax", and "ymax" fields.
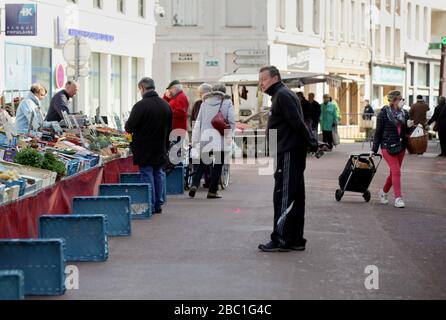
[{"xmin": 398, "ymin": 100, "xmax": 405, "ymax": 109}]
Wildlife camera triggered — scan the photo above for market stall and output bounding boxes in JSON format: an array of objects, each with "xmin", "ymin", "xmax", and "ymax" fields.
[{"xmin": 0, "ymin": 111, "xmax": 137, "ymax": 239}]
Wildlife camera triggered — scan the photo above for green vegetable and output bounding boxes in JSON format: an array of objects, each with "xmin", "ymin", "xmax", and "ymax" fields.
[
  {"xmin": 41, "ymin": 152, "xmax": 66, "ymax": 177},
  {"xmin": 14, "ymin": 148, "xmax": 44, "ymax": 168},
  {"xmin": 13, "ymin": 149, "xmax": 66, "ymax": 177}
]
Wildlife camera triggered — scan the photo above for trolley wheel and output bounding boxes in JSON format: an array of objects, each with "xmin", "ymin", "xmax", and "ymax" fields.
[
  {"xmin": 363, "ymin": 190, "xmax": 371, "ymax": 203},
  {"xmin": 335, "ymin": 189, "xmax": 344, "ymax": 202}
]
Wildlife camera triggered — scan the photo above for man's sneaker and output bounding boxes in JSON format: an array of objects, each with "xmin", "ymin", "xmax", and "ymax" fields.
[
  {"xmin": 258, "ymin": 241, "xmax": 290, "ymax": 253},
  {"xmin": 379, "ymin": 189, "xmax": 389, "ymax": 205},
  {"xmin": 207, "ymin": 192, "xmax": 222, "ymax": 199},
  {"xmin": 395, "ymin": 198, "xmax": 405, "ymax": 208},
  {"xmin": 153, "ymin": 208, "xmax": 162, "ymax": 214},
  {"xmin": 189, "ymin": 186, "xmax": 198, "ymax": 198}
]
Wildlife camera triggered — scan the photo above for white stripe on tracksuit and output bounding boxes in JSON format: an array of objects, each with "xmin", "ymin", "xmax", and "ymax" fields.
[{"xmin": 277, "ymin": 152, "xmax": 295, "ymax": 239}]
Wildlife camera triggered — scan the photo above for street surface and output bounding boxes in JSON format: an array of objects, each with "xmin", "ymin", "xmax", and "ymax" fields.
[{"xmin": 49, "ymin": 142, "xmax": 446, "ymax": 300}]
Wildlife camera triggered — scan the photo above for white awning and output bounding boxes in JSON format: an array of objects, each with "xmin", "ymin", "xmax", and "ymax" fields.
[{"xmin": 339, "ymin": 74, "xmax": 365, "ymax": 84}]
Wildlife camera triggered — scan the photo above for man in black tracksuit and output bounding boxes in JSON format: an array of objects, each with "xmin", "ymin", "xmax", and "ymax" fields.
[{"xmin": 258, "ymin": 66, "xmax": 318, "ymax": 252}]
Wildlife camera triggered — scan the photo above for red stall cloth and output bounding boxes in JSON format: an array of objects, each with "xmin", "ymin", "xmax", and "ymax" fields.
[
  {"xmin": 103, "ymin": 157, "xmax": 139, "ymax": 184},
  {"xmin": 0, "ymin": 157, "xmax": 137, "ymax": 239},
  {"xmin": 0, "ymin": 167, "xmax": 103, "ymax": 239}
]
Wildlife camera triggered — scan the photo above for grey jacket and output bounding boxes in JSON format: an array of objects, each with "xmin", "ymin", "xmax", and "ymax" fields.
[{"xmin": 192, "ymin": 91, "xmax": 236, "ymax": 152}]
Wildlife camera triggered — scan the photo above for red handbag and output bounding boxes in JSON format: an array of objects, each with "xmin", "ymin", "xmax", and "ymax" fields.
[{"xmin": 211, "ymin": 99, "xmax": 231, "ymax": 136}]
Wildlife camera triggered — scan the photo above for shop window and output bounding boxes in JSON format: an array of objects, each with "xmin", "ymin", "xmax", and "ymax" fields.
[
  {"xmin": 410, "ymin": 62, "xmax": 415, "ymax": 86},
  {"xmin": 111, "ymin": 56, "xmax": 122, "ymax": 116},
  {"xmin": 89, "ymin": 53, "xmax": 101, "ymax": 117},
  {"xmin": 417, "ymin": 63, "xmax": 429, "ymax": 87},
  {"xmin": 433, "ymin": 64, "xmax": 440, "ymax": 88},
  {"xmin": 131, "ymin": 57, "xmax": 139, "ymax": 106}
]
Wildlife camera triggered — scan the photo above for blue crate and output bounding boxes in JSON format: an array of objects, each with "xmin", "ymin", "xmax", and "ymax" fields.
[
  {"xmin": 39, "ymin": 215, "xmax": 108, "ymax": 262},
  {"xmin": 120, "ymin": 173, "xmax": 167, "ymax": 204},
  {"xmin": 0, "ymin": 178, "xmax": 26, "ymax": 197},
  {"xmin": 99, "ymin": 184, "xmax": 152, "ymax": 220},
  {"xmin": 65, "ymin": 159, "xmax": 80, "ymax": 176},
  {"xmin": 0, "ymin": 270, "xmax": 25, "ymax": 300},
  {"xmin": 166, "ymin": 166, "xmax": 185, "ymax": 195},
  {"xmin": 72, "ymin": 197, "xmax": 132, "ymax": 237},
  {"xmin": 120, "ymin": 173, "xmax": 142, "ymax": 184},
  {"xmin": 0, "ymin": 239, "xmax": 66, "ymax": 296}
]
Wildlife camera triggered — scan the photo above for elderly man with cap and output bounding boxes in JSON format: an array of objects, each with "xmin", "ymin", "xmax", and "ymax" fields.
[{"xmin": 163, "ymin": 80, "xmax": 190, "ymax": 132}]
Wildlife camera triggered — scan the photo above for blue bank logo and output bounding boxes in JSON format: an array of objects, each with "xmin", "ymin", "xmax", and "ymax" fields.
[{"xmin": 18, "ymin": 4, "xmax": 36, "ymax": 24}]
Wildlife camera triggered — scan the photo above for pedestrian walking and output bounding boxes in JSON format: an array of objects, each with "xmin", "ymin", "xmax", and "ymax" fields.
[
  {"xmin": 428, "ymin": 96, "xmax": 446, "ymax": 157},
  {"xmin": 296, "ymin": 92, "xmax": 312, "ymax": 126},
  {"xmin": 125, "ymin": 78, "xmax": 173, "ymax": 214},
  {"xmin": 362, "ymin": 100, "xmax": 375, "ymax": 121},
  {"xmin": 320, "ymin": 94, "xmax": 339, "ymax": 150},
  {"xmin": 372, "ymin": 91, "xmax": 412, "ymax": 209},
  {"xmin": 191, "ymin": 83, "xmax": 212, "ymax": 127},
  {"xmin": 189, "ymin": 83, "xmax": 236, "ymax": 199},
  {"xmin": 410, "ymin": 95, "xmax": 430, "ymax": 128},
  {"xmin": 45, "ymin": 81, "xmax": 78, "ymax": 123},
  {"xmin": 163, "ymin": 80, "xmax": 189, "ymax": 132},
  {"xmin": 308, "ymin": 93, "xmax": 321, "ymax": 136},
  {"xmin": 15, "ymin": 83, "xmax": 47, "ymax": 133},
  {"xmin": 362, "ymin": 100, "xmax": 375, "ymax": 140},
  {"xmin": 257, "ymin": 66, "xmax": 318, "ymax": 253}
]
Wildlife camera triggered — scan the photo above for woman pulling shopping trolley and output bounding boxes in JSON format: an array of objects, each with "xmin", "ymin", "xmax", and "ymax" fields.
[{"xmin": 372, "ymin": 91, "xmax": 413, "ymax": 209}]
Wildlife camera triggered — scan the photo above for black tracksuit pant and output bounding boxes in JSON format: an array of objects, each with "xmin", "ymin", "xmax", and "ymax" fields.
[{"xmin": 271, "ymin": 148, "xmax": 307, "ymax": 247}]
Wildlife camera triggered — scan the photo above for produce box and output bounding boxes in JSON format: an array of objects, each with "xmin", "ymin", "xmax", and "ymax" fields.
[
  {"xmin": 0, "ymin": 184, "xmax": 6, "ymax": 204},
  {"xmin": 4, "ymin": 186, "xmax": 20, "ymax": 203},
  {"xmin": 0, "ymin": 161, "xmax": 57, "ymax": 188},
  {"xmin": 0, "ymin": 178, "xmax": 26, "ymax": 197}
]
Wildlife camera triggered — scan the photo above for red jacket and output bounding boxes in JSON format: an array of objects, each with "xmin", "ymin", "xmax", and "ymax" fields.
[{"xmin": 163, "ymin": 91, "xmax": 189, "ymax": 131}]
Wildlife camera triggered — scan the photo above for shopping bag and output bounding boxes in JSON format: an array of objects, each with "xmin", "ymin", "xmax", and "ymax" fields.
[
  {"xmin": 411, "ymin": 124, "xmax": 425, "ymax": 138},
  {"xmin": 332, "ymin": 128, "xmax": 340, "ymax": 146}
]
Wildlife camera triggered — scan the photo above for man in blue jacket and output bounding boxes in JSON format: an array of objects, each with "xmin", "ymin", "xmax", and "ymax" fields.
[{"xmin": 258, "ymin": 66, "xmax": 318, "ymax": 253}]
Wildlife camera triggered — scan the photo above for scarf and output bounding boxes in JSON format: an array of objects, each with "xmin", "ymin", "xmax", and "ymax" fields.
[{"xmin": 385, "ymin": 106, "xmax": 405, "ymax": 127}]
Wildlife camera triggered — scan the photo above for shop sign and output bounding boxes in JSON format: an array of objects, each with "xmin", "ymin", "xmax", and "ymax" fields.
[
  {"xmin": 5, "ymin": 4, "xmax": 37, "ymax": 36},
  {"xmin": 234, "ymin": 49, "xmax": 267, "ymax": 57},
  {"xmin": 171, "ymin": 53, "xmax": 199, "ymax": 63},
  {"xmin": 234, "ymin": 58, "xmax": 267, "ymax": 66},
  {"xmin": 287, "ymin": 45, "xmax": 310, "ymax": 71},
  {"xmin": 206, "ymin": 60, "xmax": 220, "ymax": 67},
  {"xmin": 55, "ymin": 65, "xmax": 66, "ymax": 89},
  {"xmin": 68, "ymin": 29, "xmax": 115, "ymax": 42},
  {"xmin": 373, "ymin": 66, "xmax": 405, "ymax": 86}
]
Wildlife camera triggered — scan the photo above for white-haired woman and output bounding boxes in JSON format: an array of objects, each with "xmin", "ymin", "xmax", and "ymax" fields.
[{"xmin": 189, "ymin": 83, "xmax": 236, "ymax": 199}]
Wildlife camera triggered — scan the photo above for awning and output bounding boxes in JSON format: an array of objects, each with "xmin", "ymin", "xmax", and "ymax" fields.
[
  {"xmin": 339, "ymin": 74, "xmax": 365, "ymax": 84},
  {"xmin": 182, "ymin": 73, "xmax": 341, "ymax": 88}
]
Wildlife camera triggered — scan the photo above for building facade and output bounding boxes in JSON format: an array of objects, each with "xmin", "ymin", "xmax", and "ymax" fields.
[
  {"xmin": 153, "ymin": 0, "xmax": 326, "ymax": 116},
  {"xmin": 0, "ymin": 0, "xmax": 156, "ymax": 120},
  {"xmin": 154, "ymin": 0, "xmax": 446, "ymax": 125}
]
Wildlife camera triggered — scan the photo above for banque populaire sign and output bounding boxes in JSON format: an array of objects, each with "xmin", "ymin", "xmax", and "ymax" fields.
[{"xmin": 5, "ymin": 4, "xmax": 37, "ymax": 36}]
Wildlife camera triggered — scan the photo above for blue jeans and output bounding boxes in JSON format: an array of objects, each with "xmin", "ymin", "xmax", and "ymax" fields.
[{"xmin": 140, "ymin": 166, "xmax": 166, "ymax": 211}]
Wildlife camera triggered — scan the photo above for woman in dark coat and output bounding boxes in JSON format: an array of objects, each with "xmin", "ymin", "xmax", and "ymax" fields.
[{"xmin": 373, "ymin": 91, "xmax": 412, "ymax": 209}]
